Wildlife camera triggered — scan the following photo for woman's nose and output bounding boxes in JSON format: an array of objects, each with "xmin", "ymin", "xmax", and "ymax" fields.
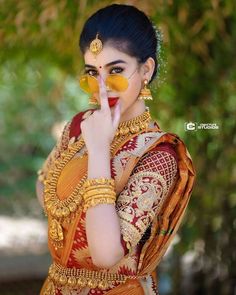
[{"xmin": 98, "ymin": 73, "xmax": 111, "ymax": 92}]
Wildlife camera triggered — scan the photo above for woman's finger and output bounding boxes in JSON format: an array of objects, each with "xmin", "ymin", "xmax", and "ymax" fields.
[
  {"xmin": 112, "ymin": 100, "xmax": 121, "ymax": 130},
  {"xmin": 98, "ymin": 75, "xmax": 109, "ymax": 111}
]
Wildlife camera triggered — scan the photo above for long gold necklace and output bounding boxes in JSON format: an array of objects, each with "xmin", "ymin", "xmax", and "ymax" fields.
[{"xmin": 44, "ymin": 109, "xmax": 151, "ymax": 249}]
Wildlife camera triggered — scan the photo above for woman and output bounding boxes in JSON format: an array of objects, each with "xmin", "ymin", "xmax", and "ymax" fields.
[{"xmin": 36, "ymin": 4, "xmax": 195, "ymax": 295}]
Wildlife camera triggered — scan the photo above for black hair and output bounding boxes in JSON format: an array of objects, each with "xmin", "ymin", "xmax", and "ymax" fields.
[{"xmin": 79, "ymin": 4, "xmax": 159, "ymax": 83}]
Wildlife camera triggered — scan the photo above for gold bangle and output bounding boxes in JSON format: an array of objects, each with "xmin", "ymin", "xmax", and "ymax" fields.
[
  {"xmin": 84, "ymin": 195, "xmax": 116, "ymax": 203},
  {"xmin": 84, "ymin": 193, "xmax": 116, "ymax": 200},
  {"xmin": 84, "ymin": 186, "xmax": 115, "ymax": 193},
  {"xmin": 84, "ymin": 197, "xmax": 116, "ymax": 210},
  {"xmin": 83, "ymin": 190, "xmax": 116, "ymax": 198},
  {"xmin": 83, "ymin": 178, "xmax": 115, "ymax": 188},
  {"xmin": 84, "ymin": 184, "xmax": 114, "ymax": 189},
  {"xmin": 83, "ymin": 178, "xmax": 116, "ymax": 210}
]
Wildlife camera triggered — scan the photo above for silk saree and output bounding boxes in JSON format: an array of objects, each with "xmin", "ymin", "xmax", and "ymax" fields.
[{"xmin": 39, "ymin": 109, "xmax": 196, "ymax": 295}]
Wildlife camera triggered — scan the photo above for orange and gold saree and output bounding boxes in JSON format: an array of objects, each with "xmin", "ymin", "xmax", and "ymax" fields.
[{"xmin": 39, "ymin": 109, "xmax": 195, "ymax": 295}]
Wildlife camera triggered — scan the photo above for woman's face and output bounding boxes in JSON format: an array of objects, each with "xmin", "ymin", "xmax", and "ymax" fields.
[{"xmin": 83, "ymin": 44, "xmax": 146, "ymax": 116}]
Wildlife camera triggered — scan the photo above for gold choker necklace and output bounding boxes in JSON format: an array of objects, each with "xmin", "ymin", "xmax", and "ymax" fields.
[{"xmin": 115, "ymin": 108, "xmax": 151, "ymax": 137}]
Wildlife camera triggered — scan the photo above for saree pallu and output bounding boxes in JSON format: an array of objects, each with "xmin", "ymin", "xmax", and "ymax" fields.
[{"xmin": 40, "ymin": 110, "xmax": 195, "ymax": 295}]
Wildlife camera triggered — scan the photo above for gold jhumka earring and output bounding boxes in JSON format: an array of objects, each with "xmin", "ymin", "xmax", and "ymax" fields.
[
  {"xmin": 88, "ymin": 94, "xmax": 99, "ymax": 106},
  {"xmin": 88, "ymin": 85, "xmax": 111, "ymax": 105},
  {"xmin": 138, "ymin": 79, "xmax": 153, "ymax": 101}
]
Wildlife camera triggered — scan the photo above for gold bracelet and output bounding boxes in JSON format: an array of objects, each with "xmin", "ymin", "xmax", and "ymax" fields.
[
  {"xmin": 85, "ymin": 183, "xmax": 114, "ymax": 189},
  {"xmin": 84, "ymin": 193, "xmax": 116, "ymax": 202},
  {"xmin": 83, "ymin": 190, "xmax": 116, "ymax": 199},
  {"xmin": 83, "ymin": 178, "xmax": 116, "ymax": 210},
  {"xmin": 84, "ymin": 186, "xmax": 115, "ymax": 194},
  {"xmin": 84, "ymin": 197, "xmax": 116, "ymax": 210},
  {"xmin": 84, "ymin": 195, "xmax": 116, "ymax": 204},
  {"xmin": 83, "ymin": 178, "xmax": 115, "ymax": 188}
]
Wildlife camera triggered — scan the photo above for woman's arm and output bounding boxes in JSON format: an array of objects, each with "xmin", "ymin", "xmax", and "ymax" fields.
[
  {"xmin": 85, "ymin": 146, "xmax": 124, "ymax": 269},
  {"xmin": 116, "ymin": 144, "xmax": 178, "ymax": 255},
  {"xmin": 80, "ymin": 76, "xmax": 123, "ymax": 269},
  {"xmin": 36, "ymin": 179, "xmax": 44, "ymax": 208},
  {"xmin": 85, "ymin": 142, "xmax": 178, "ymax": 269}
]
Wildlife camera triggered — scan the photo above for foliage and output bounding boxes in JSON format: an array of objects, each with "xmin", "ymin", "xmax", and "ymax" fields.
[{"xmin": 0, "ymin": 0, "xmax": 235, "ymax": 294}]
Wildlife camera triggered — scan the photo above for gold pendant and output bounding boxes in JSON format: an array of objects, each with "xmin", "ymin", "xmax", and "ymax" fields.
[
  {"xmin": 43, "ymin": 278, "xmax": 55, "ymax": 295},
  {"xmin": 49, "ymin": 219, "xmax": 64, "ymax": 243}
]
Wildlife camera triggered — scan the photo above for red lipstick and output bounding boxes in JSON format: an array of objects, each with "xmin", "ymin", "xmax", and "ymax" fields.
[{"xmin": 108, "ymin": 97, "xmax": 119, "ymax": 107}]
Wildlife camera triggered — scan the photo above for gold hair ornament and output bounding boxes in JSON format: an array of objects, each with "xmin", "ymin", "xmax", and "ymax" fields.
[{"xmin": 89, "ymin": 33, "xmax": 103, "ymax": 56}]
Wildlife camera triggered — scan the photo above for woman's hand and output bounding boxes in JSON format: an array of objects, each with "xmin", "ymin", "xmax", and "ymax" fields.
[{"xmin": 80, "ymin": 76, "xmax": 121, "ymax": 153}]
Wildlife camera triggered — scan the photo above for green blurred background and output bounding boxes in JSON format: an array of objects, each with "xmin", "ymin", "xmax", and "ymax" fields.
[{"xmin": 0, "ymin": 0, "xmax": 235, "ymax": 294}]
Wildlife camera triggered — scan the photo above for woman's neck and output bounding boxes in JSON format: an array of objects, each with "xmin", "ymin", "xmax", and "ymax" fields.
[{"xmin": 120, "ymin": 99, "xmax": 147, "ymax": 123}]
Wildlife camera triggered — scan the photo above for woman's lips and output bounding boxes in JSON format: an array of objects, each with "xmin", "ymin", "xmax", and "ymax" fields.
[{"xmin": 108, "ymin": 97, "xmax": 119, "ymax": 107}]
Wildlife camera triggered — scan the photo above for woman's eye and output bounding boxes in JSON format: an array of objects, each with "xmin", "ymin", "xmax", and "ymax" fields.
[
  {"xmin": 110, "ymin": 67, "xmax": 124, "ymax": 74},
  {"xmin": 85, "ymin": 69, "xmax": 98, "ymax": 76}
]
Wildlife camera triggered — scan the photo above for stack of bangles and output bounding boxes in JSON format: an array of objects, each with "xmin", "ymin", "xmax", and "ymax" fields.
[{"xmin": 83, "ymin": 178, "xmax": 116, "ymax": 210}]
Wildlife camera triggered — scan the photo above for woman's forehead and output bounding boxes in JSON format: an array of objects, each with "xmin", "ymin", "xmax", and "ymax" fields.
[{"xmin": 84, "ymin": 45, "xmax": 135, "ymax": 68}]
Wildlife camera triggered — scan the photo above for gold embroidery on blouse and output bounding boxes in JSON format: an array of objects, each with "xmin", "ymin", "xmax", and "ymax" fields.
[
  {"xmin": 119, "ymin": 217, "xmax": 141, "ymax": 251},
  {"xmin": 133, "ymin": 150, "xmax": 178, "ymax": 191},
  {"xmin": 116, "ymin": 168, "xmax": 175, "ymax": 250},
  {"xmin": 112, "ymin": 132, "xmax": 164, "ymax": 182}
]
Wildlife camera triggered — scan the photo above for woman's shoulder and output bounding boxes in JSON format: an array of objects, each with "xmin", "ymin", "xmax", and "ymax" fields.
[
  {"xmin": 141, "ymin": 124, "xmax": 195, "ymax": 176},
  {"xmin": 148, "ymin": 142, "xmax": 178, "ymax": 162},
  {"xmin": 126, "ymin": 122, "xmax": 180, "ymax": 159},
  {"xmin": 135, "ymin": 132, "xmax": 179, "ymax": 171},
  {"xmin": 147, "ymin": 120, "xmax": 188, "ymax": 153}
]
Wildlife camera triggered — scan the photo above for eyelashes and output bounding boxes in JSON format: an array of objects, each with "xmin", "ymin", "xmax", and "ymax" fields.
[
  {"xmin": 84, "ymin": 67, "xmax": 124, "ymax": 76},
  {"xmin": 84, "ymin": 69, "xmax": 98, "ymax": 76},
  {"xmin": 110, "ymin": 67, "xmax": 124, "ymax": 74}
]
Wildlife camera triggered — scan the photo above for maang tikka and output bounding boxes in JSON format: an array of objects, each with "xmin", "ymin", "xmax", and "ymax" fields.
[{"xmin": 89, "ymin": 33, "xmax": 103, "ymax": 57}]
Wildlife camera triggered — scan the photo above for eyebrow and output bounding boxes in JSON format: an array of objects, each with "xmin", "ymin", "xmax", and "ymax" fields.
[{"xmin": 85, "ymin": 59, "xmax": 127, "ymax": 69}]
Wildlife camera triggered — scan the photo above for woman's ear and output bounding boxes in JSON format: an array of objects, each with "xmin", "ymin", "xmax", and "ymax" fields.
[{"xmin": 141, "ymin": 57, "xmax": 155, "ymax": 81}]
